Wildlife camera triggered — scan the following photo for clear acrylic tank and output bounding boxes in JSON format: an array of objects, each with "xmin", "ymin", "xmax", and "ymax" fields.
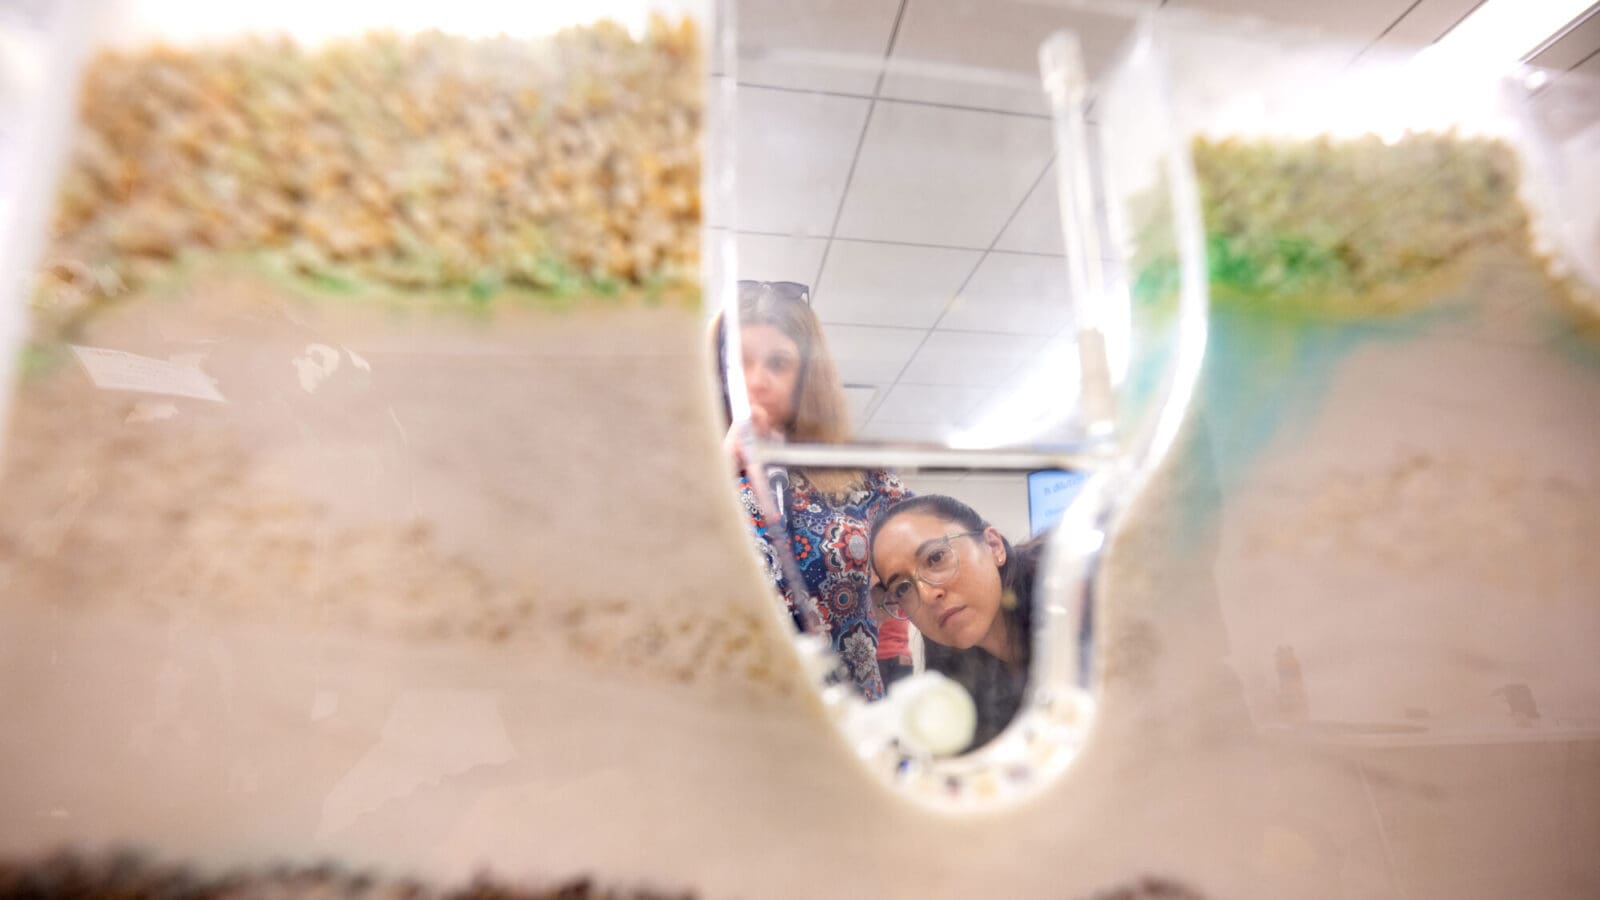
[{"xmin": 0, "ymin": 1, "xmax": 1596, "ymax": 898}]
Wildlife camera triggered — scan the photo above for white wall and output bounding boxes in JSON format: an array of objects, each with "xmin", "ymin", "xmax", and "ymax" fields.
[{"xmin": 896, "ymin": 470, "xmax": 1033, "ymax": 543}]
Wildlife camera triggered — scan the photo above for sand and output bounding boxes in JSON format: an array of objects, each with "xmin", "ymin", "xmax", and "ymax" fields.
[
  {"xmin": 0, "ymin": 271, "xmax": 805, "ymax": 697},
  {"xmin": 0, "ymin": 249, "xmax": 1596, "ymax": 898}
]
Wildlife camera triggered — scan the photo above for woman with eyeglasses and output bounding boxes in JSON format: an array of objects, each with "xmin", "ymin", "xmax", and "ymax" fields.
[
  {"xmin": 713, "ymin": 280, "xmax": 909, "ymax": 702},
  {"xmin": 868, "ymin": 494, "xmax": 1039, "ymax": 751}
]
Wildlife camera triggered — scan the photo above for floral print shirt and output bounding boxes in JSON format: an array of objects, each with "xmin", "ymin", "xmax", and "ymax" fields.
[{"xmin": 737, "ymin": 468, "xmax": 908, "ymax": 701}]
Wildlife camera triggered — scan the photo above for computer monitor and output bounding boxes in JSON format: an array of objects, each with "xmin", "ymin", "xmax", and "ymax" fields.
[{"xmin": 1027, "ymin": 469, "xmax": 1086, "ymax": 536}]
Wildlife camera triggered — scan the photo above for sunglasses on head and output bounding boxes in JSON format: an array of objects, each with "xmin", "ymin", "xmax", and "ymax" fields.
[{"xmin": 738, "ymin": 280, "xmax": 811, "ymax": 305}]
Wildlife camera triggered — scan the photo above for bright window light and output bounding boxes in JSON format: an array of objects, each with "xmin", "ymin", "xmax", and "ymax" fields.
[{"xmin": 1429, "ymin": 0, "xmax": 1595, "ymax": 66}]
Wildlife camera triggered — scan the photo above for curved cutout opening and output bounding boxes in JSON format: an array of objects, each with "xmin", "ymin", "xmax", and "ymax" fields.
[{"xmin": 708, "ymin": 3, "xmax": 1208, "ymax": 807}]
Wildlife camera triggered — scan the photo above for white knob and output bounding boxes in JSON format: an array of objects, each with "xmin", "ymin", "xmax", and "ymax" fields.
[{"xmin": 895, "ymin": 672, "xmax": 977, "ymax": 756}]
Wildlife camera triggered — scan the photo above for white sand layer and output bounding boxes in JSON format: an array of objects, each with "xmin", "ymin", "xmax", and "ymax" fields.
[{"xmin": 0, "ymin": 256, "xmax": 1596, "ymax": 899}]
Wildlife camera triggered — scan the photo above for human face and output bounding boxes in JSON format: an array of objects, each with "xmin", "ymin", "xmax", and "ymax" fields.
[
  {"xmin": 740, "ymin": 323, "xmax": 801, "ymax": 438},
  {"xmin": 870, "ymin": 512, "xmax": 1010, "ymax": 658}
]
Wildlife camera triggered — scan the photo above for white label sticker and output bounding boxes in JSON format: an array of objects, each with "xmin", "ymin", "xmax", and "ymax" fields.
[{"xmin": 70, "ymin": 345, "xmax": 226, "ymax": 403}]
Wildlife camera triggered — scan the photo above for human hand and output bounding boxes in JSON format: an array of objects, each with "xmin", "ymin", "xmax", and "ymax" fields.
[{"xmin": 724, "ymin": 403, "xmax": 780, "ymax": 470}]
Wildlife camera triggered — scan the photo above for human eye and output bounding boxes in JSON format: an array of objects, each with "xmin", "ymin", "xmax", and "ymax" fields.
[
  {"xmin": 889, "ymin": 579, "xmax": 915, "ymax": 602},
  {"xmin": 921, "ymin": 546, "xmax": 950, "ymax": 569}
]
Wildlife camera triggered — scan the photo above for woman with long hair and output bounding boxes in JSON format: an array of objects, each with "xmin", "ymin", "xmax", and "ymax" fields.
[
  {"xmin": 868, "ymin": 494, "xmax": 1039, "ymax": 751},
  {"xmin": 714, "ymin": 280, "xmax": 908, "ymax": 701}
]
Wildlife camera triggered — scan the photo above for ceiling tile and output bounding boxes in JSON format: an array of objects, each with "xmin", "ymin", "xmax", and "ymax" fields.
[
  {"xmin": 868, "ymin": 382, "xmax": 991, "ymax": 425},
  {"xmin": 1362, "ymin": 0, "xmax": 1484, "ymax": 56},
  {"xmin": 994, "ymin": 161, "xmax": 1063, "ymax": 255},
  {"xmin": 735, "ymin": 0, "xmax": 901, "ymax": 95},
  {"xmin": 939, "ymin": 251, "xmax": 1074, "ymax": 335},
  {"xmin": 820, "ymin": 323, "xmax": 929, "ymax": 386},
  {"xmin": 878, "ymin": 0, "xmax": 1138, "ymax": 115},
  {"xmin": 813, "ymin": 239, "xmax": 981, "ymax": 328},
  {"xmin": 734, "ymin": 232, "xmax": 829, "ymax": 286},
  {"xmin": 735, "ymin": 86, "xmax": 871, "ymax": 236},
  {"xmin": 1529, "ymin": 8, "xmax": 1600, "ymax": 71},
  {"xmin": 897, "ymin": 328, "xmax": 1047, "ymax": 387},
  {"xmin": 854, "ymin": 420, "xmax": 951, "ymax": 443},
  {"xmin": 835, "ymin": 100, "xmax": 1054, "ymax": 247},
  {"xmin": 1168, "ymin": 0, "xmax": 1421, "ymax": 40},
  {"xmin": 960, "ymin": 334, "xmax": 1085, "ymax": 436},
  {"xmin": 842, "ymin": 384, "xmax": 879, "ymax": 424}
]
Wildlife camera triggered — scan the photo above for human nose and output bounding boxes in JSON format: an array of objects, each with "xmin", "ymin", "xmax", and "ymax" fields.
[{"xmin": 743, "ymin": 362, "xmax": 771, "ymax": 396}]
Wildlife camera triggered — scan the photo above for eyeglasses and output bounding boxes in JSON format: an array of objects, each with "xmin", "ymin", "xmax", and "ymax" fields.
[
  {"xmin": 871, "ymin": 530, "xmax": 987, "ymax": 621},
  {"xmin": 738, "ymin": 279, "xmax": 811, "ymax": 305}
]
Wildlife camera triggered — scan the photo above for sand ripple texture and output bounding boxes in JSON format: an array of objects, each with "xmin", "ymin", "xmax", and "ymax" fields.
[{"xmin": 0, "ymin": 276, "xmax": 804, "ymax": 706}]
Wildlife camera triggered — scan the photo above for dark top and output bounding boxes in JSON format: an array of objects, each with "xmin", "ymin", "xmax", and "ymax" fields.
[{"xmin": 924, "ymin": 535, "xmax": 1042, "ymax": 752}]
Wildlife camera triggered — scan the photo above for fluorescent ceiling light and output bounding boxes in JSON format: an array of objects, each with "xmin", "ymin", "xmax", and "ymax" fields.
[{"xmin": 1430, "ymin": 0, "xmax": 1596, "ymax": 66}]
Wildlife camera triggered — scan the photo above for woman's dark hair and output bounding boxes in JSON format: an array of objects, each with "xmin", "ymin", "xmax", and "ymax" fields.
[
  {"xmin": 867, "ymin": 495, "xmax": 1037, "ymax": 665},
  {"xmin": 868, "ymin": 494, "xmax": 1043, "ymax": 751}
]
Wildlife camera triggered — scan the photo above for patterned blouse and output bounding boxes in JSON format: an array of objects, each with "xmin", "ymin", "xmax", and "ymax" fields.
[{"xmin": 737, "ymin": 468, "xmax": 908, "ymax": 701}]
